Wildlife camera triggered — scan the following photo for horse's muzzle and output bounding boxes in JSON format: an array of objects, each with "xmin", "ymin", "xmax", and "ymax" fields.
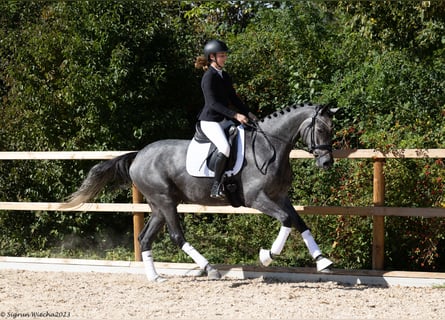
[{"xmin": 315, "ymin": 152, "xmax": 334, "ymax": 170}]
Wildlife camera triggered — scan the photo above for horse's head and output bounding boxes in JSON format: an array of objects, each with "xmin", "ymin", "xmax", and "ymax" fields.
[{"xmin": 301, "ymin": 105, "xmax": 338, "ymax": 169}]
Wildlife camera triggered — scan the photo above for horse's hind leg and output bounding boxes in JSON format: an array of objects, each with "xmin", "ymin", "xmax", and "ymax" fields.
[
  {"xmin": 154, "ymin": 200, "xmax": 221, "ymax": 280},
  {"xmin": 168, "ymin": 212, "xmax": 221, "ymax": 280},
  {"xmin": 139, "ymin": 212, "xmax": 167, "ymax": 282},
  {"xmin": 181, "ymin": 243, "xmax": 221, "ymax": 280}
]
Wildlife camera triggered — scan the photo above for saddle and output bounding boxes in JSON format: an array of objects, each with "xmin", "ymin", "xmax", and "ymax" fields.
[
  {"xmin": 193, "ymin": 122, "xmax": 239, "ymax": 172},
  {"xmin": 186, "ymin": 122, "xmax": 246, "ymax": 207}
]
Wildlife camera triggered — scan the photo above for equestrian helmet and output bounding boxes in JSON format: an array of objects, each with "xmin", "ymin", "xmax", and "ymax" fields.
[{"xmin": 203, "ymin": 40, "xmax": 229, "ymax": 61}]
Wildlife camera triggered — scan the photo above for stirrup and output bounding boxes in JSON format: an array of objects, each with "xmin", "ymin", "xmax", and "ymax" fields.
[
  {"xmin": 210, "ymin": 182, "xmax": 225, "ymax": 199},
  {"xmin": 210, "ymin": 191, "xmax": 225, "ymax": 199}
]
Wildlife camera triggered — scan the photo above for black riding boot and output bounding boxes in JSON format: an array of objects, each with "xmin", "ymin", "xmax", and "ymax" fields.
[{"xmin": 210, "ymin": 152, "xmax": 228, "ymax": 199}]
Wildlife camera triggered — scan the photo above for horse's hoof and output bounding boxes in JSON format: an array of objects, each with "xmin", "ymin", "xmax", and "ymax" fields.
[
  {"xmin": 152, "ymin": 275, "xmax": 167, "ymax": 283},
  {"xmin": 319, "ymin": 267, "xmax": 333, "ymax": 274},
  {"xmin": 259, "ymin": 248, "xmax": 273, "ymax": 267},
  {"xmin": 208, "ymin": 269, "xmax": 221, "ymax": 280},
  {"xmin": 206, "ymin": 265, "xmax": 221, "ymax": 280},
  {"xmin": 316, "ymin": 255, "xmax": 333, "ymax": 272}
]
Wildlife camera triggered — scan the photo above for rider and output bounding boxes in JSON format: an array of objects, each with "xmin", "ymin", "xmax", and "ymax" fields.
[{"xmin": 195, "ymin": 39, "xmax": 258, "ymax": 199}]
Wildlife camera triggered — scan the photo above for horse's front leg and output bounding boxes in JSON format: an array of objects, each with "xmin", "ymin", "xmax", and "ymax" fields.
[
  {"xmin": 284, "ymin": 197, "xmax": 332, "ymax": 272},
  {"xmin": 259, "ymin": 224, "xmax": 333, "ymax": 272},
  {"xmin": 282, "ymin": 197, "xmax": 333, "ymax": 272},
  {"xmin": 253, "ymin": 194, "xmax": 333, "ymax": 272},
  {"xmin": 259, "ymin": 225, "xmax": 291, "ymax": 266}
]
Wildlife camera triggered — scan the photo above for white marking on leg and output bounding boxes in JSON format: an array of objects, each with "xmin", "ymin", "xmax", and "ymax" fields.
[
  {"xmin": 301, "ymin": 230, "xmax": 322, "ymax": 259},
  {"xmin": 260, "ymin": 226, "xmax": 291, "ymax": 266},
  {"xmin": 142, "ymin": 250, "xmax": 166, "ymax": 282},
  {"xmin": 271, "ymin": 226, "xmax": 292, "ymax": 255},
  {"xmin": 301, "ymin": 230, "xmax": 333, "ymax": 271},
  {"xmin": 259, "ymin": 248, "xmax": 273, "ymax": 266},
  {"xmin": 182, "ymin": 242, "xmax": 209, "ymax": 269}
]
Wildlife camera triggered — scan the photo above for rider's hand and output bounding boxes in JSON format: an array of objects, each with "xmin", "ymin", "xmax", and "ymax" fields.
[
  {"xmin": 234, "ymin": 113, "xmax": 249, "ymax": 124},
  {"xmin": 248, "ymin": 112, "xmax": 259, "ymax": 122}
]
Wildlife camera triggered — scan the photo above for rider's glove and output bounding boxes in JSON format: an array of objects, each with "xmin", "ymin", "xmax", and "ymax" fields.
[{"xmin": 248, "ymin": 112, "xmax": 259, "ymax": 122}]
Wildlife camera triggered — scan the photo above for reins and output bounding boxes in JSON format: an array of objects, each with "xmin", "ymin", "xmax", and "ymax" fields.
[{"xmin": 244, "ymin": 121, "xmax": 276, "ymax": 175}]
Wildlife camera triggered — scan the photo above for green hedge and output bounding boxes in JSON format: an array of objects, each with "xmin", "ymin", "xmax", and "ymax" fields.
[{"xmin": 1, "ymin": 1, "xmax": 444, "ymax": 271}]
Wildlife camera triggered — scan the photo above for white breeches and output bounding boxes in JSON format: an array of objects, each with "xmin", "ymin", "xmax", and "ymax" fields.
[{"xmin": 200, "ymin": 120, "xmax": 231, "ymax": 157}]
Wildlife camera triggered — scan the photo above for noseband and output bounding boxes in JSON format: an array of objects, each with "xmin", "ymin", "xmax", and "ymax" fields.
[{"xmin": 305, "ymin": 106, "xmax": 332, "ymax": 155}]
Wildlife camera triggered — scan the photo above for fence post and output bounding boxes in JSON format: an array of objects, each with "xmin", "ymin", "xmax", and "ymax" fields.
[
  {"xmin": 132, "ymin": 185, "xmax": 144, "ymax": 261},
  {"xmin": 372, "ymin": 159, "xmax": 385, "ymax": 270}
]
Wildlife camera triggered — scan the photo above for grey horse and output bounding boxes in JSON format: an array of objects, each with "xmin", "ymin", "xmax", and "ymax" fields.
[{"xmin": 65, "ymin": 103, "xmax": 338, "ymax": 281}]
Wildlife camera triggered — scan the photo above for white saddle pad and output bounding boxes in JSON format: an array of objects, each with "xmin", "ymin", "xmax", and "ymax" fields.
[{"xmin": 186, "ymin": 125, "xmax": 245, "ymax": 177}]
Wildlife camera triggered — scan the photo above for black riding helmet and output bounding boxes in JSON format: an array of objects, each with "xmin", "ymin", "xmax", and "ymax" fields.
[{"xmin": 203, "ymin": 39, "xmax": 229, "ymax": 61}]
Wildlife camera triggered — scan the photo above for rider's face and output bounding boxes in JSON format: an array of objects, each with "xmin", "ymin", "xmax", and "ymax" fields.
[{"xmin": 212, "ymin": 52, "xmax": 228, "ymax": 68}]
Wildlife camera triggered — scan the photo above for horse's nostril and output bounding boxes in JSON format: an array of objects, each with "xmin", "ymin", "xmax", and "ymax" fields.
[
  {"xmin": 324, "ymin": 159, "xmax": 334, "ymax": 168},
  {"xmin": 318, "ymin": 156, "xmax": 333, "ymax": 169}
]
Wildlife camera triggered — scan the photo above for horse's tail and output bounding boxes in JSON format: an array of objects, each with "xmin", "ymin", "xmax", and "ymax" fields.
[{"xmin": 63, "ymin": 151, "xmax": 138, "ymax": 208}]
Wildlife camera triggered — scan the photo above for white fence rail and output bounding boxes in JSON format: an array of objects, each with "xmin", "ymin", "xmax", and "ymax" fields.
[{"xmin": 1, "ymin": 149, "xmax": 444, "ymax": 269}]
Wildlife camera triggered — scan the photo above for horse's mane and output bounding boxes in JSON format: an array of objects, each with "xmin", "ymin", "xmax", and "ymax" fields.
[{"xmin": 259, "ymin": 103, "xmax": 316, "ymax": 123}]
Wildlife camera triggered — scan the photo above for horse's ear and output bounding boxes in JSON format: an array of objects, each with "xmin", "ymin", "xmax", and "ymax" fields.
[
  {"xmin": 328, "ymin": 108, "xmax": 339, "ymax": 116},
  {"xmin": 319, "ymin": 104, "xmax": 339, "ymax": 116}
]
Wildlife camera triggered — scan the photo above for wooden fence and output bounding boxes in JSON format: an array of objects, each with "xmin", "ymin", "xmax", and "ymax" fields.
[{"xmin": 0, "ymin": 149, "xmax": 444, "ymax": 270}]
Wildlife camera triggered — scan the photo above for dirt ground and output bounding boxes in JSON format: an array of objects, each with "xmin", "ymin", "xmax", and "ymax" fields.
[{"xmin": 1, "ymin": 269, "xmax": 444, "ymax": 320}]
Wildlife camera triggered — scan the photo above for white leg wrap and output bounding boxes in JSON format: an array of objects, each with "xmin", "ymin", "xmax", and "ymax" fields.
[
  {"xmin": 259, "ymin": 248, "xmax": 273, "ymax": 267},
  {"xmin": 142, "ymin": 250, "xmax": 162, "ymax": 281},
  {"xmin": 182, "ymin": 242, "xmax": 209, "ymax": 269},
  {"xmin": 301, "ymin": 230, "xmax": 322, "ymax": 259},
  {"xmin": 260, "ymin": 226, "xmax": 291, "ymax": 267},
  {"xmin": 271, "ymin": 226, "xmax": 292, "ymax": 255}
]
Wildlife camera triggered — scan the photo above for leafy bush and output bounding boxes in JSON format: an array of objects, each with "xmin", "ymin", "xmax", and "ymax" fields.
[
  {"xmin": 0, "ymin": 1, "xmax": 444, "ymax": 271},
  {"xmin": 0, "ymin": 0, "xmax": 199, "ymax": 257}
]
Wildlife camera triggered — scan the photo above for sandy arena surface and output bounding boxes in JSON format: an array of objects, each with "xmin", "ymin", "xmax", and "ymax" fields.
[{"xmin": 1, "ymin": 269, "xmax": 444, "ymax": 320}]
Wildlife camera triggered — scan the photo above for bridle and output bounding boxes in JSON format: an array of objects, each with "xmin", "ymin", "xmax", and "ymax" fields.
[
  {"xmin": 305, "ymin": 105, "xmax": 333, "ymax": 155},
  {"xmin": 246, "ymin": 105, "xmax": 333, "ymax": 174}
]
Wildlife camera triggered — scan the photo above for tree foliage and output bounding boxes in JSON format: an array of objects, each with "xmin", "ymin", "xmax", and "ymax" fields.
[{"xmin": 1, "ymin": 0, "xmax": 444, "ymax": 271}]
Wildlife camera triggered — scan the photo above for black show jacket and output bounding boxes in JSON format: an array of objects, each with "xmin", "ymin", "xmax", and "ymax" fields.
[{"xmin": 198, "ymin": 66, "xmax": 250, "ymax": 122}]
